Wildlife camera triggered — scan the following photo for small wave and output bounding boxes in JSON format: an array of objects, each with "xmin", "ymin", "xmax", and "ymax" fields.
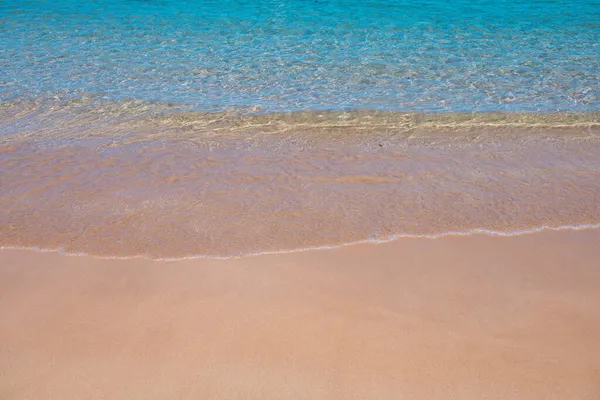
[
  {"xmin": 2, "ymin": 223, "xmax": 600, "ymax": 262},
  {"xmin": 1, "ymin": 96, "xmax": 599, "ymax": 146}
]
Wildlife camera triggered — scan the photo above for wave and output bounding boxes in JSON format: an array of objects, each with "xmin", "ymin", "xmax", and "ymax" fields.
[
  {"xmin": 1, "ymin": 96, "xmax": 599, "ymax": 147},
  {"xmin": 3, "ymin": 223, "xmax": 600, "ymax": 261}
]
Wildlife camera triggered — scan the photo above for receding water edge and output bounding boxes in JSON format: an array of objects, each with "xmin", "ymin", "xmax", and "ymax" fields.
[{"xmin": 2, "ymin": 223, "xmax": 600, "ymax": 262}]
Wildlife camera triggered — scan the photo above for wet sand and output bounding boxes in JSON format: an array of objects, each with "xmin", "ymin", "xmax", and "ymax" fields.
[{"xmin": 1, "ymin": 228, "xmax": 600, "ymax": 399}]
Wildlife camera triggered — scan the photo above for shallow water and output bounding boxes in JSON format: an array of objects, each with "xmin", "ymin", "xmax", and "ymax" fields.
[
  {"xmin": 1, "ymin": 0, "xmax": 599, "ymax": 257},
  {"xmin": 1, "ymin": 102, "xmax": 599, "ymax": 257}
]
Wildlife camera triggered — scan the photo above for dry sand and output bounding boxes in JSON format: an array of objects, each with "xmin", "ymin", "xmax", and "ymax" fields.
[{"xmin": 1, "ymin": 229, "xmax": 600, "ymax": 399}]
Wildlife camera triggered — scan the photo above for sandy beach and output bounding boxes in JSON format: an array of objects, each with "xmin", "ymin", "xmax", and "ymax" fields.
[
  {"xmin": 2, "ymin": 0, "xmax": 599, "ymax": 398},
  {"xmin": 2, "ymin": 228, "xmax": 599, "ymax": 399}
]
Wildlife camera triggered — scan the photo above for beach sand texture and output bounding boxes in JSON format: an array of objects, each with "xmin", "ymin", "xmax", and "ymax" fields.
[
  {"xmin": 2, "ymin": 0, "xmax": 600, "ymax": 397},
  {"xmin": 2, "ymin": 228, "xmax": 600, "ymax": 399}
]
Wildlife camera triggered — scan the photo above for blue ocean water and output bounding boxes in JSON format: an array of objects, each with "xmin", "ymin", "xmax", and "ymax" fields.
[{"xmin": 1, "ymin": 0, "xmax": 599, "ymax": 113}]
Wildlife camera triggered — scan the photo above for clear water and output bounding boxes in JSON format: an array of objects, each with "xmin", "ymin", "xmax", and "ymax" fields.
[
  {"xmin": 1, "ymin": 0, "xmax": 599, "ymax": 112},
  {"xmin": 1, "ymin": 0, "xmax": 600, "ymax": 258}
]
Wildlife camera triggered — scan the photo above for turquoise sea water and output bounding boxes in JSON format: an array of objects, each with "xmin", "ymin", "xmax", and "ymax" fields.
[{"xmin": 1, "ymin": 0, "xmax": 599, "ymax": 113}]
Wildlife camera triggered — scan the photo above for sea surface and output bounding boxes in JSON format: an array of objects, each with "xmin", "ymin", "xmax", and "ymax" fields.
[
  {"xmin": 2, "ymin": 0, "xmax": 599, "ymax": 112},
  {"xmin": 1, "ymin": 0, "xmax": 599, "ymax": 258}
]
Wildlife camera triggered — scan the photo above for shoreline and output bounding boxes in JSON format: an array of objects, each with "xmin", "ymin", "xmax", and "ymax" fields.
[
  {"xmin": 2, "ymin": 222, "xmax": 600, "ymax": 261},
  {"xmin": 2, "ymin": 228, "xmax": 600, "ymax": 399}
]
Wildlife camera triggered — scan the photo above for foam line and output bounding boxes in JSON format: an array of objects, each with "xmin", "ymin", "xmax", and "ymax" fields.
[{"xmin": 2, "ymin": 223, "xmax": 600, "ymax": 262}]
